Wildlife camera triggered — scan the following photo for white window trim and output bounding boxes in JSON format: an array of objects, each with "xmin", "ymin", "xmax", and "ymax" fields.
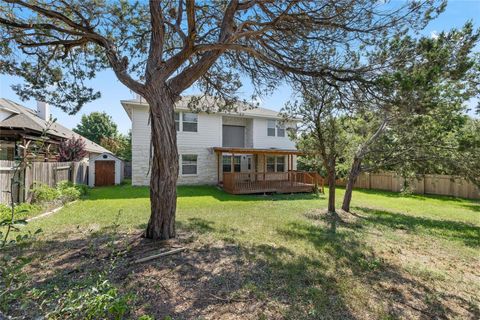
[
  {"xmin": 180, "ymin": 154, "xmax": 198, "ymax": 176},
  {"xmin": 266, "ymin": 155, "xmax": 286, "ymax": 172},
  {"xmin": 267, "ymin": 119, "xmax": 287, "ymax": 138},
  {"xmin": 222, "ymin": 155, "xmax": 241, "ymax": 173},
  {"xmin": 175, "ymin": 111, "xmax": 198, "ymax": 133}
]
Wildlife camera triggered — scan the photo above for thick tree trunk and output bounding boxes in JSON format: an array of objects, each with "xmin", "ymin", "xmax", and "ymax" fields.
[
  {"xmin": 144, "ymin": 90, "xmax": 179, "ymax": 240},
  {"xmin": 342, "ymin": 156, "xmax": 362, "ymax": 212}
]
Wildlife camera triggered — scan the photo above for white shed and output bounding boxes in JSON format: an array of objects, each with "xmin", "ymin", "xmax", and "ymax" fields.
[{"xmin": 89, "ymin": 152, "xmax": 124, "ymax": 187}]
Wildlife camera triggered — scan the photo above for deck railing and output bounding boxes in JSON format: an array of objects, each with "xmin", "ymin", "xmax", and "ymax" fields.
[{"xmin": 222, "ymin": 171, "xmax": 324, "ymax": 194}]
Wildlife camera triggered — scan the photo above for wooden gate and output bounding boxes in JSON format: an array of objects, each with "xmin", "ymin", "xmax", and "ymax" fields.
[{"xmin": 95, "ymin": 161, "xmax": 115, "ymax": 186}]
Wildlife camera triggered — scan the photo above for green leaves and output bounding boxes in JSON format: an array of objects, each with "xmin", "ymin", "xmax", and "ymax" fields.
[{"xmin": 73, "ymin": 112, "xmax": 119, "ymax": 145}]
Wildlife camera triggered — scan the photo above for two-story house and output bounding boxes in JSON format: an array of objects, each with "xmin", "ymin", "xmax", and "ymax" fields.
[{"xmin": 122, "ymin": 96, "xmax": 321, "ymax": 194}]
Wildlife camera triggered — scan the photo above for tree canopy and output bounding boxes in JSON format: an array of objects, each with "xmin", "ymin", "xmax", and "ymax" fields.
[
  {"xmin": 73, "ymin": 111, "xmax": 119, "ymax": 145},
  {"xmin": 0, "ymin": 0, "xmax": 449, "ymax": 239},
  {"xmin": 285, "ymin": 23, "xmax": 480, "ymax": 213},
  {"xmin": 58, "ymin": 136, "xmax": 87, "ymax": 161},
  {"xmin": 0, "ymin": 0, "xmax": 446, "ymax": 110}
]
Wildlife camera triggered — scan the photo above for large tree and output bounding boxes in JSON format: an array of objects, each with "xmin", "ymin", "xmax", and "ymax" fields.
[
  {"xmin": 99, "ymin": 131, "xmax": 132, "ymax": 161},
  {"xmin": 0, "ymin": 0, "xmax": 444, "ymax": 239},
  {"xmin": 340, "ymin": 25, "xmax": 480, "ymax": 212},
  {"xmin": 73, "ymin": 111, "xmax": 119, "ymax": 145},
  {"xmin": 285, "ymin": 23, "xmax": 479, "ymax": 214},
  {"xmin": 284, "ymin": 82, "xmax": 351, "ymax": 218}
]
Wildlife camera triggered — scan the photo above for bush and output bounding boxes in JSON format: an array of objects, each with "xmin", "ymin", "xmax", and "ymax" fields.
[
  {"xmin": 0, "ymin": 203, "xmax": 41, "ymax": 220},
  {"xmin": 57, "ymin": 181, "xmax": 88, "ymax": 196},
  {"xmin": 58, "ymin": 187, "xmax": 81, "ymax": 204},
  {"xmin": 31, "ymin": 181, "xmax": 88, "ymax": 205},
  {"xmin": 30, "ymin": 184, "xmax": 58, "ymax": 204}
]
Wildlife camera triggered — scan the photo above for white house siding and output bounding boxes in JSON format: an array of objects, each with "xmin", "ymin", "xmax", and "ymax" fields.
[
  {"xmin": 131, "ymin": 106, "xmax": 222, "ymax": 186},
  {"xmin": 131, "ymin": 105, "xmax": 151, "ymax": 186},
  {"xmin": 129, "ymin": 104, "xmax": 298, "ymax": 186},
  {"xmin": 252, "ymin": 118, "xmax": 296, "ymax": 149},
  {"xmin": 177, "ymin": 113, "xmax": 222, "ymax": 185},
  {"xmin": 245, "ymin": 118, "xmax": 254, "ymax": 148}
]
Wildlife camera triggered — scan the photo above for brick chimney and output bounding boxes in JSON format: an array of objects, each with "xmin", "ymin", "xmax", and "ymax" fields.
[{"xmin": 37, "ymin": 101, "xmax": 50, "ymax": 121}]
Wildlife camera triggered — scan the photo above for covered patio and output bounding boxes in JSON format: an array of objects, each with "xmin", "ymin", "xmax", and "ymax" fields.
[{"xmin": 213, "ymin": 147, "xmax": 324, "ymax": 194}]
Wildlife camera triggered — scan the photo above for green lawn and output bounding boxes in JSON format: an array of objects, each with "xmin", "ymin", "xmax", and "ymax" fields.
[{"xmin": 4, "ymin": 184, "xmax": 480, "ymax": 319}]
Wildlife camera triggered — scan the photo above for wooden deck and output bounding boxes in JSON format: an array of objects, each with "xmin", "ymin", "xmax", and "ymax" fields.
[{"xmin": 221, "ymin": 171, "xmax": 324, "ymax": 194}]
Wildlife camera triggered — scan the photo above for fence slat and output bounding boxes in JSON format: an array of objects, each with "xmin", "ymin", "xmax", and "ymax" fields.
[
  {"xmin": 336, "ymin": 171, "xmax": 479, "ymax": 200},
  {"xmin": 1, "ymin": 160, "xmax": 89, "ymax": 205}
]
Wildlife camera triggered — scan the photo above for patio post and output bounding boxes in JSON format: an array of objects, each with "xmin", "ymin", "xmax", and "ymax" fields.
[
  {"xmin": 217, "ymin": 151, "xmax": 221, "ymax": 185},
  {"xmin": 263, "ymin": 153, "xmax": 266, "ymax": 181}
]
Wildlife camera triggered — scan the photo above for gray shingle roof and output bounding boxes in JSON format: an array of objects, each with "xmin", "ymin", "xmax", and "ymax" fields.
[
  {"xmin": 0, "ymin": 98, "xmax": 110, "ymax": 154},
  {"xmin": 121, "ymin": 95, "xmax": 300, "ymax": 120}
]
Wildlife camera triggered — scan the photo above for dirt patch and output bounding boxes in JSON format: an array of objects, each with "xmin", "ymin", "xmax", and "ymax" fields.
[{"xmin": 7, "ymin": 223, "xmax": 480, "ymax": 320}]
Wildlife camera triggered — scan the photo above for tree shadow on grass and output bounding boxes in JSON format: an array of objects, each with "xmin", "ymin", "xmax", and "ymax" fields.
[
  {"xmin": 351, "ymin": 187, "xmax": 476, "ymax": 203},
  {"xmin": 178, "ymin": 185, "xmax": 323, "ymax": 202},
  {"xmin": 4, "ymin": 218, "xmax": 479, "ymax": 319},
  {"xmin": 87, "ymin": 184, "xmax": 150, "ymax": 200},
  {"xmin": 276, "ymin": 221, "xmax": 480, "ymax": 320},
  {"xmin": 460, "ymin": 203, "xmax": 480, "ymax": 212},
  {"xmin": 4, "ymin": 223, "xmax": 356, "ymax": 319},
  {"xmin": 353, "ymin": 206, "xmax": 480, "ymax": 248},
  {"xmin": 176, "ymin": 217, "xmax": 216, "ymax": 234},
  {"xmin": 88, "ymin": 184, "xmax": 323, "ymax": 202}
]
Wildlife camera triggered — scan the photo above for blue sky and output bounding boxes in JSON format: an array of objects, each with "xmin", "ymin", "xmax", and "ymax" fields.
[{"xmin": 0, "ymin": 0, "xmax": 478, "ymax": 134}]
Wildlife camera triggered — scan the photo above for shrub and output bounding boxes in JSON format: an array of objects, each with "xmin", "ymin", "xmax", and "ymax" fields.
[
  {"xmin": 30, "ymin": 184, "xmax": 58, "ymax": 204},
  {"xmin": 57, "ymin": 187, "xmax": 81, "ymax": 204},
  {"xmin": 57, "ymin": 181, "xmax": 88, "ymax": 204},
  {"xmin": 0, "ymin": 203, "xmax": 41, "ymax": 220},
  {"xmin": 75, "ymin": 184, "xmax": 89, "ymax": 196},
  {"xmin": 57, "ymin": 180, "xmax": 88, "ymax": 196},
  {"xmin": 31, "ymin": 181, "xmax": 88, "ymax": 205}
]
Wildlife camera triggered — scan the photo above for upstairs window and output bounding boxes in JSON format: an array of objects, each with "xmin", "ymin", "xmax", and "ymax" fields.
[
  {"xmin": 267, "ymin": 119, "xmax": 286, "ymax": 137},
  {"xmin": 181, "ymin": 154, "xmax": 197, "ymax": 175},
  {"xmin": 175, "ymin": 112, "xmax": 198, "ymax": 132},
  {"xmin": 182, "ymin": 113, "xmax": 198, "ymax": 132},
  {"xmin": 277, "ymin": 122, "xmax": 285, "ymax": 137},
  {"xmin": 267, "ymin": 120, "xmax": 276, "ymax": 136}
]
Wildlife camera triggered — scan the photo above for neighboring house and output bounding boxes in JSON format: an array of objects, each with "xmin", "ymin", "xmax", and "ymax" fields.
[
  {"xmin": 122, "ymin": 96, "xmax": 322, "ymax": 194},
  {"xmin": 0, "ymin": 98, "xmax": 109, "ymax": 161}
]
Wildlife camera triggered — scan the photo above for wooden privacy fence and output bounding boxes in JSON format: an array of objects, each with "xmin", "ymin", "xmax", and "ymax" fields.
[
  {"xmin": 0, "ymin": 160, "xmax": 89, "ymax": 205},
  {"xmin": 336, "ymin": 172, "xmax": 480, "ymax": 200}
]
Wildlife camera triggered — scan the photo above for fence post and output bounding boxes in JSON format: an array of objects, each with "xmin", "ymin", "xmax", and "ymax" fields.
[
  {"xmin": 423, "ymin": 174, "xmax": 426, "ymax": 195},
  {"xmin": 69, "ymin": 162, "xmax": 73, "ymax": 184}
]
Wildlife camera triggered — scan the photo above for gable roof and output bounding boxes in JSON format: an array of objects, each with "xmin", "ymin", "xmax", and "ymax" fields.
[
  {"xmin": 121, "ymin": 95, "xmax": 300, "ymax": 121},
  {"xmin": 0, "ymin": 98, "xmax": 110, "ymax": 154}
]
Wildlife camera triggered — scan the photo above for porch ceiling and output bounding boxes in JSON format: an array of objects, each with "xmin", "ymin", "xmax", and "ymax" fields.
[{"xmin": 213, "ymin": 147, "xmax": 304, "ymax": 155}]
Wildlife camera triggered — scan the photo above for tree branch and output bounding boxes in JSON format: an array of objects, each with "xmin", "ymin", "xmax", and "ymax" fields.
[
  {"xmin": 146, "ymin": 0, "xmax": 165, "ymax": 82},
  {"xmin": 3, "ymin": 0, "xmax": 145, "ymax": 94}
]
